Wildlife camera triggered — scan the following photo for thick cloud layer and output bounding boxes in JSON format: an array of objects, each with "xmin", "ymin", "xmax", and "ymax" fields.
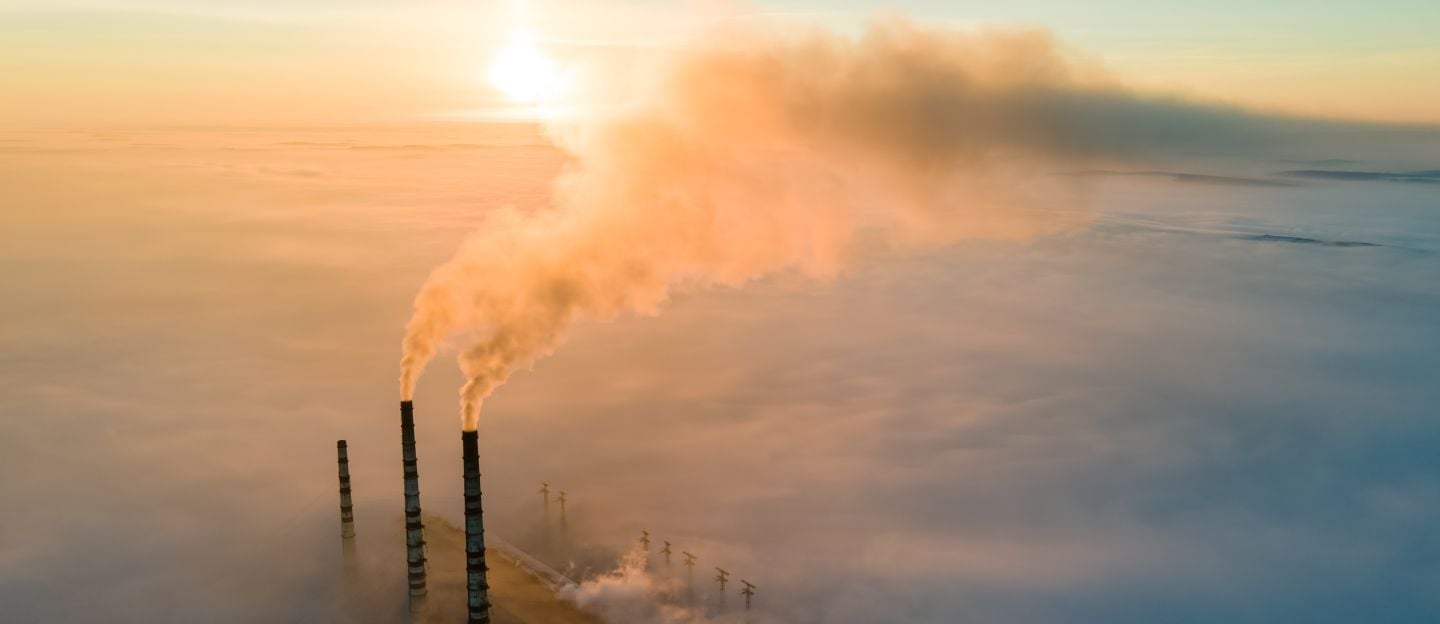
[
  {"xmin": 3, "ymin": 118, "xmax": 1439, "ymax": 623},
  {"xmin": 6, "ymin": 14, "xmax": 1440, "ymax": 622}
]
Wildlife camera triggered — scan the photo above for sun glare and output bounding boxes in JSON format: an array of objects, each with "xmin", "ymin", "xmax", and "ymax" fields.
[{"xmin": 488, "ymin": 36, "xmax": 559, "ymax": 104}]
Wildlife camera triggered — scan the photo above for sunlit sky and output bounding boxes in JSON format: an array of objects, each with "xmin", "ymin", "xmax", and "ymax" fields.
[
  {"xmin": 5, "ymin": 3, "xmax": 1440, "ymax": 624},
  {"xmin": 2, "ymin": 0, "xmax": 1439, "ymax": 126}
]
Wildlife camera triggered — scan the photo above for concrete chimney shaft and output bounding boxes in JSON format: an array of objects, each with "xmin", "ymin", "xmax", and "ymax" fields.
[
  {"xmin": 337, "ymin": 440, "xmax": 356, "ymax": 538},
  {"xmin": 399, "ymin": 401, "xmax": 428, "ymax": 597},
  {"xmin": 462, "ymin": 429, "xmax": 492, "ymax": 624}
]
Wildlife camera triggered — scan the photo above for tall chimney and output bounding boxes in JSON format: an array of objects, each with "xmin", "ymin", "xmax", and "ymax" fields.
[
  {"xmin": 461, "ymin": 430, "xmax": 492, "ymax": 623},
  {"xmin": 399, "ymin": 401, "xmax": 428, "ymax": 598},
  {"xmin": 336, "ymin": 440, "xmax": 356, "ymax": 538}
]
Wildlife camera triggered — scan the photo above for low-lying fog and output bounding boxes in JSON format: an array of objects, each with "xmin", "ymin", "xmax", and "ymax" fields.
[{"xmin": 1, "ymin": 124, "xmax": 1437, "ymax": 623}]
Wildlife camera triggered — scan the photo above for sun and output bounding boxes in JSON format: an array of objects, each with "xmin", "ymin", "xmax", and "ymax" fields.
[{"xmin": 488, "ymin": 36, "xmax": 559, "ymax": 104}]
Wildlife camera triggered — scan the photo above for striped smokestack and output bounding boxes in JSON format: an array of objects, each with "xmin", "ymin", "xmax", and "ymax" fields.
[
  {"xmin": 399, "ymin": 400, "xmax": 428, "ymax": 597},
  {"xmin": 461, "ymin": 430, "xmax": 492, "ymax": 623},
  {"xmin": 336, "ymin": 440, "xmax": 356, "ymax": 538}
]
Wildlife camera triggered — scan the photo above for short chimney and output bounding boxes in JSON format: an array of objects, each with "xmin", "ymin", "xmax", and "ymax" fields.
[{"xmin": 336, "ymin": 440, "xmax": 355, "ymax": 538}]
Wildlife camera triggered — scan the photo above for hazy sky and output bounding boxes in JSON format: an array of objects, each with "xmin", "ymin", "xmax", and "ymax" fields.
[
  {"xmin": 2, "ymin": 0, "xmax": 1439, "ymax": 125},
  {"xmin": 3, "ymin": 3, "xmax": 1440, "ymax": 624}
]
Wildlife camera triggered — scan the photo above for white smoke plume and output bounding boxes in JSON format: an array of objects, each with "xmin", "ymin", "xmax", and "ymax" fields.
[
  {"xmin": 399, "ymin": 17, "xmax": 1315, "ymax": 429},
  {"xmin": 559, "ymin": 548, "xmax": 707, "ymax": 624}
]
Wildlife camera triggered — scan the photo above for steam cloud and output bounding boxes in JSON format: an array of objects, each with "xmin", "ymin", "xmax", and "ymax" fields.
[
  {"xmin": 559, "ymin": 548, "xmax": 708, "ymax": 624},
  {"xmin": 399, "ymin": 18, "xmax": 1316, "ymax": 430}
]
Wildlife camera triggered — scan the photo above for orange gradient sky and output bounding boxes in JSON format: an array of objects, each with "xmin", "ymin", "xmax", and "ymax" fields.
[{"xmin": 2, "ymin": 0, "xmax": 1439, "ymax": 127}]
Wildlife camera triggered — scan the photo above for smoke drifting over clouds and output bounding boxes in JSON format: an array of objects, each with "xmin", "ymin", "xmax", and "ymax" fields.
[
  {"xmin": 11, "ymin": 12, "xmax": 1437, "ymax": 624},
  {"xmin": 401, "ymin": 19, "xmax": 1340, "ymax": 428},
  {"xmin": 5, "ymin": 117, "xmax": 1439, "ymax": 621}
]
